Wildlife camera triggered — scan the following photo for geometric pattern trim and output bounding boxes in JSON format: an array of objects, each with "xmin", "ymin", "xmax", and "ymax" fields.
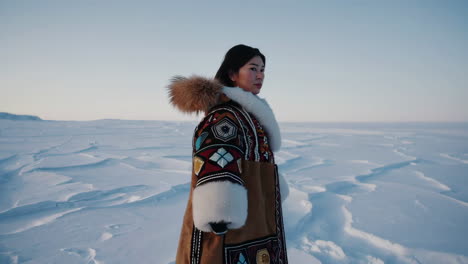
[
  {"xmin": 224, "ymin": 235, "xmax": 280, "ymax": 264},
  {"xmin": 212, "ymin": 117, "xmax": 238, "ymax": 142},
  {"xmin": 274, "ymin": 165, "xmax": 288, "ymax": 264},
  {"xmin": 195, "ymin": 132, "xmax": 209, "ymax": 151},
  {"xmin": 190, "ymin": 226, "xmax": 203, "ymax": 264},
  {"xmin": 193, "ymin": 156, "xmax": 204, "ymax": 176},
  {"xmin": 237, "ymin": 253, "xmax": 247, "ymax": 264},
  {"xmin": 256, "ymin": 248, "xmax": 270, "ymax": 264},
  {"xmin": 209, "ymin": 147, "xmax": 234, "ymax": 168},
  {"xmin": 196, "ymin": 171, "xmax": 245, "ymax": 187},
  {"xmin": 203, "ymin": 101, "xmax": 274, "ymax": 164}
]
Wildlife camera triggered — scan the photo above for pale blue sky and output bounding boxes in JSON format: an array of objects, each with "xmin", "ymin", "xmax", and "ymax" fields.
[{"xmin": 2, "ymin": 0, "xmax": 467, "ymax": 122}]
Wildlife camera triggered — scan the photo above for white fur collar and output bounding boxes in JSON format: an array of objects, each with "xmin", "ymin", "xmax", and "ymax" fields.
[{"xmin": 222, "ymin": 86, "xmax": 282, "ymax": 152}]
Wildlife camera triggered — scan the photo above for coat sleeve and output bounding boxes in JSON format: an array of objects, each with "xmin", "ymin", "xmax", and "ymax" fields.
[{"xmin": 191, "ymin": 109, "xmax": 247, "ymax": 233}]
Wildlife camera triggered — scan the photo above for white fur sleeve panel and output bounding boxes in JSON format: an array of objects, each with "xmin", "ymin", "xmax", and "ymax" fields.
[
  {"xmin": 278, "ymin": 172, "xmax": 289, "ymax": 202},
  {"xmin": 192, "ymin": 181, "xmax": 248, "ymax": 233}
]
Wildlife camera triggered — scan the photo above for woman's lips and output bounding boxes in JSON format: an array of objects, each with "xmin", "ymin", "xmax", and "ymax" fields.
[{"xmin": 254, "ymin": 84, "xmax": 262, "ymax": 88}]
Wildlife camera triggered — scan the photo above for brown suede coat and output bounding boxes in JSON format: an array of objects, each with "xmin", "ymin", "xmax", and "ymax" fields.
[{"xmin": 168, "ymin": 76, "xmax": 288, "ymax": 264}]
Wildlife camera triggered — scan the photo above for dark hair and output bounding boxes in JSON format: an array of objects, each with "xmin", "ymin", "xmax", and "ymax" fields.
[{"xmin": 215, "ymin": 44, "xmax": 266, "ymax": 87}]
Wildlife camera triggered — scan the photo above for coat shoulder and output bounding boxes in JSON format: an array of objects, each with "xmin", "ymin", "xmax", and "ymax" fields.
[{"xmin": 194, "ymin": 101, "xmax": 244, "ymax": 138}]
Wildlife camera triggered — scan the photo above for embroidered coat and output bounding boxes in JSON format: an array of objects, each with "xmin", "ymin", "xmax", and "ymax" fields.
[{"xmin": 168, "ymin": 76, "xmax": 289, "ymax": 264}]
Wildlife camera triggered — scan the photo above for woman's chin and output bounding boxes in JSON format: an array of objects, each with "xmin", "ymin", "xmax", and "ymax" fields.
[{"xmin": 239, "ymin": 86, "xmax": 261, "ymax": 95}]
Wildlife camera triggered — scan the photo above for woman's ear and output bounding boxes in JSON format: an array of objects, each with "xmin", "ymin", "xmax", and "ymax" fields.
[{"xmin": 228, "ymin": 70, "xmax": 237, "ymax": 83}]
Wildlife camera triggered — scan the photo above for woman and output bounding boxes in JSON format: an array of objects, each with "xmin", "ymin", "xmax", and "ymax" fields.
[{"xmin": 168, "ymin": 44, "xmax": 289, "ymax": 264}]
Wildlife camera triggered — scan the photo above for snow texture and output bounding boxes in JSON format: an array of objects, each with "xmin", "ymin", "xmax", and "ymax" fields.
[{"xmin": 0, "ymin": 120, "xmax": 467, "ymax": 263}]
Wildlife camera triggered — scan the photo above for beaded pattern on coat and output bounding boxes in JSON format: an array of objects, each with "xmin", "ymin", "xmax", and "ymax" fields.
[{"xmin": 193, "ymin": 101, "xmax": 274, "ymax": 189}]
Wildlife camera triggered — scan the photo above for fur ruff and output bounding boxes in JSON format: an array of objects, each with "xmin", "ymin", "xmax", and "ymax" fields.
[
  {"xmin": 167, "ymin": 75, "xmax": 222, "ymax": 114},
  {"xmin": 192, "ymin": 181, "xmax": 248, "ymax": 232},
  {"xmin": 221, "ymin": 86, "xmax": 282, "ymax": 152},
  {"xmin": 167, "ymin": 75, "xmax": 282, "ymax": 152}
]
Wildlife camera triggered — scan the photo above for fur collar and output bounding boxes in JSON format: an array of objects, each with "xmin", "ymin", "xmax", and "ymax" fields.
[
  {"xmin": 221, "ymin": 86, "xmax": 281, "ymax": 152},
  {"xmin": 167, "ymin": 75, "xmax": 281, "ymax": 151}
]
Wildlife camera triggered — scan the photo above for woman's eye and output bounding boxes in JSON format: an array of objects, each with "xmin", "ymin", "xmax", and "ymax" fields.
[{"xmin": 250, "ymin": 68, "xmax": 257, "ymax": 72}]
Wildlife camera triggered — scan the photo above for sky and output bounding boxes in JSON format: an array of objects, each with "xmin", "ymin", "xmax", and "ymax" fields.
[{"xmin": 1, "ymin": 0, "xmax": 468, "ymax": 122}]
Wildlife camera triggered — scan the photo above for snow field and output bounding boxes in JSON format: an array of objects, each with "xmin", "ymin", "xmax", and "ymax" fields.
[{"xmin": 0, "ymin": 120, "xmax": 467, "ymax": 263}]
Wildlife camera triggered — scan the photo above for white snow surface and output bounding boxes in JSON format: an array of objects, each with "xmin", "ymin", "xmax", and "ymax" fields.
[{"xmin": 0, "ymin": 120, "xmax": 467, "ymax": 264}]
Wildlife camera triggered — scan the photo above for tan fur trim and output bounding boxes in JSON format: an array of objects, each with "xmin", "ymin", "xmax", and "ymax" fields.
[{"xmin": 167, "ymin": 75, "xmax": 223, "ymax": 114}]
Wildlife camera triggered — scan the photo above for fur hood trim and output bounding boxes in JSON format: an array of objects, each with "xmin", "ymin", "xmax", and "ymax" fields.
[
  {"xmin": 167, "ymin": 75, "xmax": 222, "ymax": 114},
  {"xmin": 167, "ymin": 75, "xmax": 281, "ymax": 151}
]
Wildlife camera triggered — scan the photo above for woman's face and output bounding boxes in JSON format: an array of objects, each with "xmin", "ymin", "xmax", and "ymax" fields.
[{"xmin": 230, "ymin": 56, "xmax": 265, "ymax": 95}]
